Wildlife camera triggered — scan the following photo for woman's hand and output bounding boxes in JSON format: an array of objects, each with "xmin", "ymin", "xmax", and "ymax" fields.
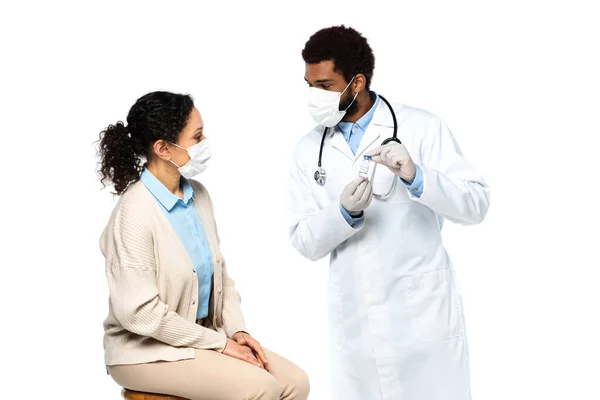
[
  {"xmin": 231, "ymin": 331, "xmax": 269, "ymax": 371},
  {"xmin": 222, "ymin": 338, "xmax": 264, "ymax": 369}
]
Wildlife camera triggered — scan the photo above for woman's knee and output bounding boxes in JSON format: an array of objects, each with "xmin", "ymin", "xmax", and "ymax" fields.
[
  {"xmin": 245, "ymin": 371, "xmax": 282, "ymax": 400},
  {"xmin": 282, "ymin": 366, "xmax": 310, "ymax": 399}
]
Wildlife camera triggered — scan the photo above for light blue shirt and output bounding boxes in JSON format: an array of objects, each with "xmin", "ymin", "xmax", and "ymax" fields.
[
  {"xmin": 338, "ymin": 95, "xmax": 381, "ymax": 155},
  {"xmin": 337, "ymin": 93, "xmax": 424, "ymax": 226},
  {"xmin": 140, "ymin": 168, "xmax": 213, "ymax": 319}
]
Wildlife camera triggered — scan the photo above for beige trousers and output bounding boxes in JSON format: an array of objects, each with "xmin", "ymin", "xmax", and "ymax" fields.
[{"xmin": 107, "ymin": 348, "xmax": 310, "ymax": 400}]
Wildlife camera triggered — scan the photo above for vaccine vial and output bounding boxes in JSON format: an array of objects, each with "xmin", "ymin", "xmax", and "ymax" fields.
[{"xmin": 358, "ymin": 155, "xmax": 377, "ymax": 180}]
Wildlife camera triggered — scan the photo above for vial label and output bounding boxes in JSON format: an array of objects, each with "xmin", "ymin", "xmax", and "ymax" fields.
[
  {"xmin": 359, "ymin": 160, "xmax": 370, "ymax": 178},
  {"xmin": 358, "ymin": 155, "xmax": 377, "ymax": 180}
]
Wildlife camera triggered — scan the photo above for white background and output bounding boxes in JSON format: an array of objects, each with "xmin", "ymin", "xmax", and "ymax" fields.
[{"xmin": 1, "ymin": 1, "xmax": 599, "ymax": 399}]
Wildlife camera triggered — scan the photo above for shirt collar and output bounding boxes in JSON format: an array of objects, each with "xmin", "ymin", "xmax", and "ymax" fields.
[{"xmin": 140, "ymin": 168, "xmax": 195, "ymax": 211}]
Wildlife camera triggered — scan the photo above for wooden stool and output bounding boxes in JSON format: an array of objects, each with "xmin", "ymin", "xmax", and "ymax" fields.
[{"xmin": 122, "ymin": 388, "xmax": 188, "ymax": 400}]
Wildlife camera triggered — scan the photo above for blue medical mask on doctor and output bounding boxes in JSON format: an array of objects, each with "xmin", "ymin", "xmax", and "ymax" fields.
[{"xmin": 308, "ymin": 77, "xmax": 358, "ymax": 127}]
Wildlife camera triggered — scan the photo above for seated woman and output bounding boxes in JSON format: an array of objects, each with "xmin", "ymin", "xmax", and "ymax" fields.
[{"xmin": 97, "ymin": 91, "xmax": 309, "ymax": 400}]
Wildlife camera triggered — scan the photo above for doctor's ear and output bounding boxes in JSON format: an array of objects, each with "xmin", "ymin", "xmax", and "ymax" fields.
[
  {"xmin": 152, "ymin": 139, "xmax": 172, "ymax": 161},
  {"xmin": 352, "ymin": 74, "xmax": 368, "ymax": 93}
]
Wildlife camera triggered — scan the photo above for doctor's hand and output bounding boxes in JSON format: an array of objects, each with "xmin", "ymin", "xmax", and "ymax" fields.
[
  {"xmin": 341, "ymin": 177, "xmax": 373, "ymax": 216},
  {"xmin": 367, "ymin": 143, "xmax": 416, "ymax": 183},
  {"xmin": 222, "ymin": 338, "xmax": 265, "ymax": 369}
]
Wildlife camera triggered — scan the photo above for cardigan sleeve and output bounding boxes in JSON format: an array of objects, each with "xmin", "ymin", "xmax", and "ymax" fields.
[
  {"xmin": 219, "ymin": 255, "xmax": 248, "ymax": 337},
  {"xmin": 101, "ymin": 200, "xmax": 228, "ymax": 352}
]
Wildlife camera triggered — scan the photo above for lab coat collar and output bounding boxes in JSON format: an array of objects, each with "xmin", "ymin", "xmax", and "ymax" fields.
[
  {"xmin": 330, "ymin": 126, "xmax": 355, "ymax": 161},
  {"xmin": 354, "ymin": 123, "xmax": 385, "ymax": 161},
  {"xmin": 371, "ymin": 96, "xmax": 395, "ymax": 128}
]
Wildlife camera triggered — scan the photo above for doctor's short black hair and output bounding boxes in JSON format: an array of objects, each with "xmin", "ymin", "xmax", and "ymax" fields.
[{"xmin": 302, "ymin": 25, "xmax": 375, "ymax": 90}]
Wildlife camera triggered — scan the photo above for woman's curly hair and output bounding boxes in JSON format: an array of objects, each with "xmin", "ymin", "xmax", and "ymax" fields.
[{"xmin": 97, "ymin": 91, "xmax": 194, "ymax": 195}]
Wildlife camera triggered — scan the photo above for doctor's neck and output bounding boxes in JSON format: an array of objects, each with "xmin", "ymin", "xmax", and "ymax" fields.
[{"xmin": 341, "ymin": 90, "xmax": 375, "ymax": 124}]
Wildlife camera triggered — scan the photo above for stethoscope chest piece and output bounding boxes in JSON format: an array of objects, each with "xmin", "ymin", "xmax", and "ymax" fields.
[{"xmin": 314, "ymin": 168, "xmax": 327, "ymax": 186}]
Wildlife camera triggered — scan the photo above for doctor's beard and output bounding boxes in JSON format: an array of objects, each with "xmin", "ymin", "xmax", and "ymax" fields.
[{"xmin": 340, "ymin": 89, "xmax": 360, "ymax": 119}]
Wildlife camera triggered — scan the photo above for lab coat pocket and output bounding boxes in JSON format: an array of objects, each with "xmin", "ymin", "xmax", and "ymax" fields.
[
  {"xmin": 407, "ymin": 269, "xmax": 463, "ymax": 342},
  {"xmin": 327, "ymin": 283, "xmax": 346, "ymax": 351}
]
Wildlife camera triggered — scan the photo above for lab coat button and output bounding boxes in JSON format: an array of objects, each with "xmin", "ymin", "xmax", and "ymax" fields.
[{"xmin": 193, "ymin": 269, "xmax": 196, "ymax": 273}]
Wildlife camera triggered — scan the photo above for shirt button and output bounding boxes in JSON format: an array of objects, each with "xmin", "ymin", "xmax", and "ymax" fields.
[
  {"xmin": 192, "ymin": 301, "xmax": 196, "ymax": 305},
  {"xmin": 413, "ymin": 188, "xmax": 418, "ymax": 192}
]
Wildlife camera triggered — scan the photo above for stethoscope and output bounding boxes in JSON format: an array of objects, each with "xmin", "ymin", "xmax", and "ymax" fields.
[{"xmin": 314, "ymin": 95, "xmax": 400, "ymax": 199}]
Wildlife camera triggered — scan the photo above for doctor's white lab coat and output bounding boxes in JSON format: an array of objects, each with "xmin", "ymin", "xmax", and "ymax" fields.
[{"xmin": 287, "ymin": 99, "xmax": 490, "ymax": 400}]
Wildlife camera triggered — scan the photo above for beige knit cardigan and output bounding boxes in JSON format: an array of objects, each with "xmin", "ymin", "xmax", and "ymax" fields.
[{"xmin": 100, "ymin": 179, "xmax": 246, "ymax": 366}]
